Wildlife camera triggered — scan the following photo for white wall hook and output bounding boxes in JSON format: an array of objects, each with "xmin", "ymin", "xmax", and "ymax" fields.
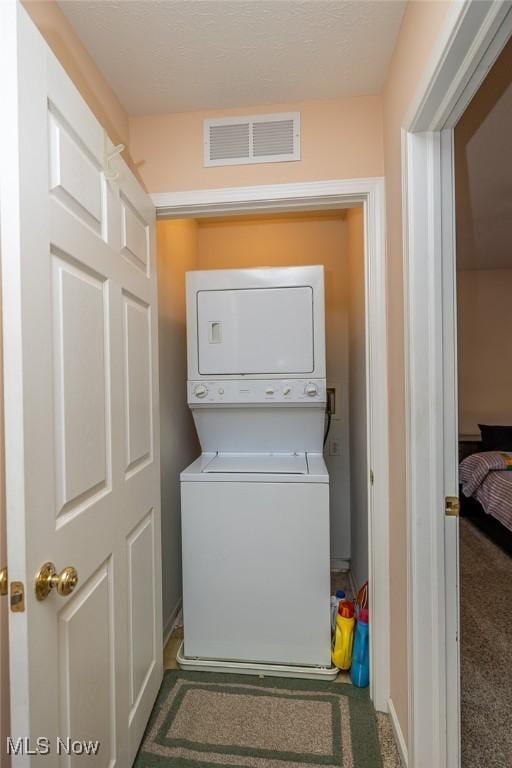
[{"xmin": 103, "ymin": 137, "xmax": 125, "ymax": 182}]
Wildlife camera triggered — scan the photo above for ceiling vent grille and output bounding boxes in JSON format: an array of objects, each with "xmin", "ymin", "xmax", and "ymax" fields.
[{"xmin": 204, "ymin": 112, "xmax": 300, "ymax": 167}]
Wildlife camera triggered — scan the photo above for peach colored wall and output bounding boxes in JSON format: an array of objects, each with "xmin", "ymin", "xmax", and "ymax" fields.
[
  {"xmin": 457, "ymin": 269, "xmax": 512, "ymax": 436},
  {"xmin": 195, "ymin": 212, "xmax": 354, "ymax": 564},
  {"xmin": 129, "ymin": 97, "xmax": 384, "ymax": 193},
  {"xmin": 455, "ymin": 36, "xmax": 512, "ymax": 272},
  {"xmin": 383, "ymin": 0, "xmax": 451, "ymax": 742},
  {"xmin": 455, "ymin": 38, "xmax": 512, "ymax": 438},
  {"xmin": 157, "ymin": 220, "xmax": 200, "ymax": 633},
  {"xmin": 22, "ymin": 0, "xmax": 130, "ymax": 152}
]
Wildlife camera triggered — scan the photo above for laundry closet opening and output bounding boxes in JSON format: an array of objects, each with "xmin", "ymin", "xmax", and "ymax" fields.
[{"xmin": 157, "ymin": 208, "xmax": 369, "ymax": 677}]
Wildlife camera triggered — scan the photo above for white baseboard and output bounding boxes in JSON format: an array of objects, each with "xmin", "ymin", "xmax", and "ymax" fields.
[
  {"xmin": 388, "ymin": 698, "xmax": 408, "ymax": 767},
  {"xmin": 163, "ymin": 598, "xmax": 183, "ymax": 647}
]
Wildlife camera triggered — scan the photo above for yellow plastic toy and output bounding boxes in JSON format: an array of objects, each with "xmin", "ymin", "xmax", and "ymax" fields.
[{"xmin": 331, "ymin": 601, "xmax": 355, "ymax": 670}]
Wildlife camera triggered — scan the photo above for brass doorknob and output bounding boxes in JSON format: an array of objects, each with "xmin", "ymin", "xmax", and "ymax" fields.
[
  {"xmin": 35, "ymin": 562, "xmax": 78, "ymax": 601},
  {"xmin": 0, "ymin": 567, "xmax": 8, "ymax": 597}
]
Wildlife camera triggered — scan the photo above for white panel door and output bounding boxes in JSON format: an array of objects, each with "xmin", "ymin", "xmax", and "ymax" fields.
[
  {"xmin": 0, "ymin": 5, "xmax": 162, "ymax": 765},
  {"xmin": 197, "ymin": 287, "xmax": 314, "ymax": 374}
]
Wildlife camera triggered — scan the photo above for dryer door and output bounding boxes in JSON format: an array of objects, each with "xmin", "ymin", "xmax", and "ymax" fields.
[{"xmin": 197, "ymin": 286, "xmax": 314, "ymax": 375}]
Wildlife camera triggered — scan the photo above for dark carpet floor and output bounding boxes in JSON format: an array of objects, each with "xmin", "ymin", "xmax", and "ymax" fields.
[{"xmin": 460, "ymin": 517, "xmax": 512, "ymax": 768}]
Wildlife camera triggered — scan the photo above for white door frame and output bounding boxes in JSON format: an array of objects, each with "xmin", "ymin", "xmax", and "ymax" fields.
[
  {"xmin": 152, "ymin": 177, "xmax": 390, "ymax": 712},
  {"xmin": 403, "ymin": 2, "xmax": 512, "ymax": 767}
]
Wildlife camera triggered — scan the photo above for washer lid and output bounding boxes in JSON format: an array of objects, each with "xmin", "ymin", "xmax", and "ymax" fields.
[{"xmin": 203, "ymin": 452, "xmax": 308, "ymax": 475}]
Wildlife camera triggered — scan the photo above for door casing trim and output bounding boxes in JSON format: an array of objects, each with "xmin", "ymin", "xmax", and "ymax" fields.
[
  {"xmin": 403, "ymin": 2, "xmax": 512, "ymax": 766},
  {"xmin": 153, "ymin": 175, "xmax": 390, "ymax": 712}
]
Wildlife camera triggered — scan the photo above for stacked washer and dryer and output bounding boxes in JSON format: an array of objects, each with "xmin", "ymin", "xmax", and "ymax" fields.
[{"xmin": 178, "ymin": 265, "xmax": 336, "ymax": 679}]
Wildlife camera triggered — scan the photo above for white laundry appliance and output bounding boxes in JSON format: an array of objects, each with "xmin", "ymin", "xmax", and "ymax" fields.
[{"xmin": 178, "ymin": 265, "xmax": 335, "ymax": 679}]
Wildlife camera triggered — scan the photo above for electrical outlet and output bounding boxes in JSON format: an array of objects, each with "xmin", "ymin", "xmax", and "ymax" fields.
[
  {"xmin": 330, "ymin": 437, "xmax": 341, "ymax": 456},
  {"xmin": 326, "ymin": 382, "xmax": 340, "ymax": 418}
]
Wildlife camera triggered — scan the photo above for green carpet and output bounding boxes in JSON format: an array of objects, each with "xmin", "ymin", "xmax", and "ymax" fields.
[{"xmin": 135, "ymin": 671, "xmax": 382, "ymax": 768}]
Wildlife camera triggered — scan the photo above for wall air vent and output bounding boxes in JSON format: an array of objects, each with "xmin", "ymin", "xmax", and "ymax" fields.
[{"xmin": 204, "ymin": 112, "xmax": 300, "ymax": 167}]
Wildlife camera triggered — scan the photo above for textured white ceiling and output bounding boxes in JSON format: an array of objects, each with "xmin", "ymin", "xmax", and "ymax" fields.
[{"xmin": 58, "ymin": 0, "xmax": 406, "ymax": 115}]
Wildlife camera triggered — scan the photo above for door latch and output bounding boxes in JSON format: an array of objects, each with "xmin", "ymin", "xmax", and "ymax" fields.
[
  {"xmin": 10, "ymin": 581, "xmax": 25, "ymax": 612},
  {"xmin": 0, "ymin": 566, "xmax": 8, "ymax": 596},
  {"xmin": 445, "ymin": 496, "xmax": 460, "ymax": 517},
  {"xmin": 1, "ymin": 568, "xmax": 25, "ymax": 612}
]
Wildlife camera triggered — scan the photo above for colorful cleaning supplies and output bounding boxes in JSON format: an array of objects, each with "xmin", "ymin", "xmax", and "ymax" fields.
[
  {"xmin": 331, "ymin": 600, "xmax": 355, "ymax": 670},
  {"xmin": 351, "ymin": 607, "xmax": 370, "ymax": 687}
]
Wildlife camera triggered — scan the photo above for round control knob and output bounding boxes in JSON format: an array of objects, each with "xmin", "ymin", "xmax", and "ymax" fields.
[
  {"xmin": 304, "ymin": 382, "xmax": 319, "ymax": 397},
  {"xmin": 194, "ymin": 384, "xmax": 208, "ymax": 398},
  {"xmin": 283, "ymin": 386, "xmax": 292, "ymax": 395},
  {"xmin": 218, "ymin": 387, "xmax": 224, "ymax": 395},
  {"xmin": 265, "ymin": 387, "xmax": 275, "ymax": 395}
]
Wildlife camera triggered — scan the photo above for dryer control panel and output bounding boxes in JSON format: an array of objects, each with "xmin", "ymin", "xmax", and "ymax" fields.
[{"xmin": 188, "ymin": 378, "xmax": 326, "ymax": 405}]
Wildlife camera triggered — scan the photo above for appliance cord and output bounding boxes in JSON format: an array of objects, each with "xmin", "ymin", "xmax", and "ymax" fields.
[{"xmin": 323, "ymin": 409, "xmax": 332, "ymax": 447}]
